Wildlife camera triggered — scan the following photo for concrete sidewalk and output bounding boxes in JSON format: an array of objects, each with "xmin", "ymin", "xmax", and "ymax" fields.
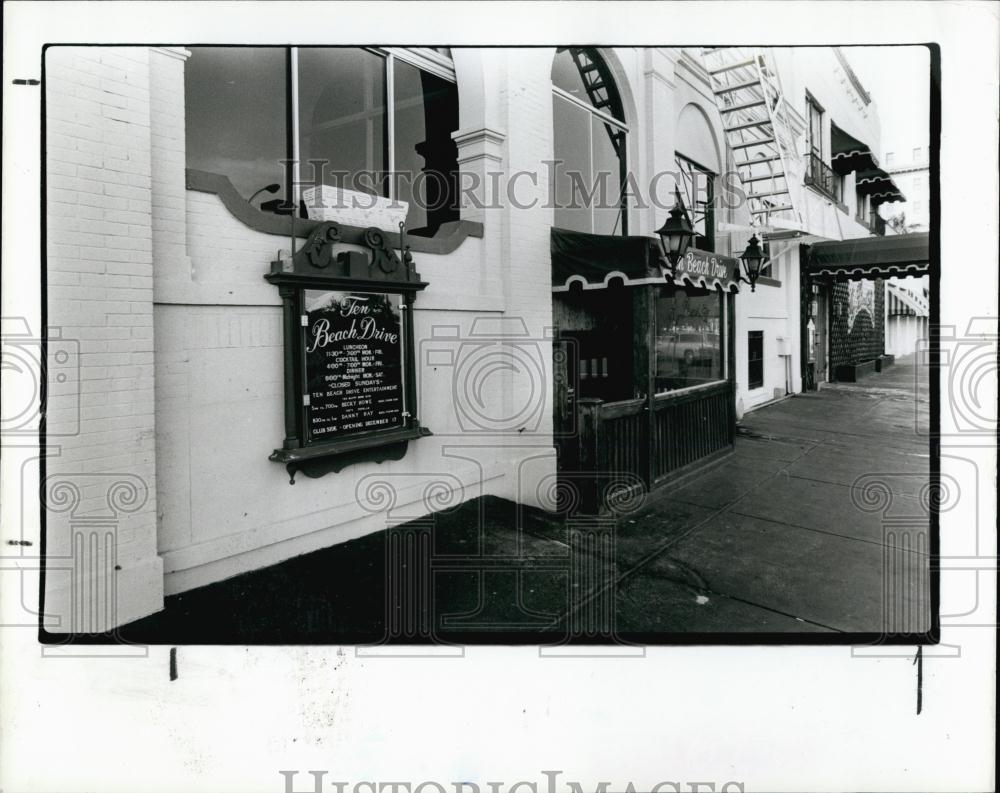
[
  {"xmin": 116, "ymin": 355, "xmax": 931, "ymax": 643},
  {"xmin": 611, "ymin": 353, "xmax": 932, "ymax": 635}
]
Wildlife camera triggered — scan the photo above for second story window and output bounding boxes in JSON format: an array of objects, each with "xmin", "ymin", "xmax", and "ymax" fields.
[
  {"xmin": 803, "ymin": 93, "xmax": 841, "ymax": 202},
  {"xmin": 806, "ymin": 93, "xmax": 824, "ymax": 160},
  {"xmin": 186, "ymin": 47, "xmax": 460, "ymax": 237},
  {"xmin": 855, "ymin": 188, "xmax": 869, "ymax": 222},
  {"xmin": 674, "ymin": 154, "xmax": 715, "ymax": 252}
]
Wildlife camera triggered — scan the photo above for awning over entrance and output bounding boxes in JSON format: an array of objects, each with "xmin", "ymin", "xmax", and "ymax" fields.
[
  {"xmin": 551, "ymin": 227, "xmax": 741, "ymax": 293},
  {"xmin": 856, "ymin": 167, "xmax": 906, "ymax": 204},
  {"xmin": 831, "ymin": 123, "xmax": 879, "ymax": 175},
  {"xmin": 806, "ymin": 231, "xmax": 929, "ymax": 279}
]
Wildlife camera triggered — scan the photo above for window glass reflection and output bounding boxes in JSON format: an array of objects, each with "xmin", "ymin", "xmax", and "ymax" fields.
[
  {"xmin": 592, "ymin": 115, "xmax": 624, "ymax": 235},
  {"xmin": 392, "ymin": 59, "xmax": 460, "ymax": 236},
  {"xmin": 185, "ymin": 47, "xmax": 288, "ymax": 201},
  {"xmin": 551, "ymin": 48, "xmax": 591, "ymax": 102},
  {"xmin": 674, "ymin": 155, "xmax": 715, "ymax": 251},
  {"xmin": 298, "ymin": 48, "xmax": 387, "ymax": 195},
  {"xmin": 552, "ymin": 94, "xmax": 594, "ymax": 234},
  {"xmin": 552, "ymin": 48, "xmax": 627, "ymax": 235},
  {"xmin": 655, "ymin": 290, "xmax": 723, "ymax": 392}
]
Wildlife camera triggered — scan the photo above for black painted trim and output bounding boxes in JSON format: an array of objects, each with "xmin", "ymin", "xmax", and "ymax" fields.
[{"xmin": 185, "ymin": 169, "xmax": 483, "ymax": 254}]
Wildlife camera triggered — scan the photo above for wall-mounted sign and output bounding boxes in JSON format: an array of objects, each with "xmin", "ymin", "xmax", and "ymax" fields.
[
  {"xmin": 674, "ymin": 249, "xmax": 738, "ymax": 284},
  {"xmin": 303, "ymin": 290, "xmax": 404, "ymax": 442},
  {"xmin": 264, "ymin": 222, "xmax": 431, "ymax": 482}
]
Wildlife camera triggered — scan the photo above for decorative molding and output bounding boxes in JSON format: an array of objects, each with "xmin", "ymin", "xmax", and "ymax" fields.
[
  {"xmin": 452, "ymin": 126, "xmax": 507, "ymax": 165},
  {"xmin": 186, "ymin": 169, "xmax": 483, "ymax": 255},
  {"xmin": 270, "ymin": 426, "xmax": 432, "ymax": 484}
]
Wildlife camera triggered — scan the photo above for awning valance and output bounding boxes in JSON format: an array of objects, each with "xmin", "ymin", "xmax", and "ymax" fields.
[
  {"xmin": 831, "ymin": 123, "xmax": 879, "ymax": 175},
  {"xmin": 805, "ymin": 232, "xmax": 929, "ymax": 279},
  {"xmin": 551, "ymin": 227, "xmax": 740, "ymax": 293},
  {"xmin": 856, "ymin": 167, "xmax": 906, "ymax": 204}
]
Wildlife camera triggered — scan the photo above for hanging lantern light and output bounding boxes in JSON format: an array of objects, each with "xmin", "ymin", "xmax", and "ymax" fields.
[{"xmin": 656, "ymin": 189, "xmax": 696, "ymax": 279}]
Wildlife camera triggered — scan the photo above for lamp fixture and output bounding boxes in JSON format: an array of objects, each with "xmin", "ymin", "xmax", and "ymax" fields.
[
  {"xmin": 248, "ymin": 182, "xmax": 281, "ymax": 204},
  {"xmin": 736, "ymin": 233, "xmax": 768, "ymax": 292},
  {"xmin": 655, "ymin": 188, "xmax": 696, "ymax": 280}
]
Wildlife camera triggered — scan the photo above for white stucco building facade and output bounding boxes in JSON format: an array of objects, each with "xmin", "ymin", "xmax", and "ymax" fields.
[{"xmin": 43, "ymin": 45, "xmax": 898, "ymax": 629}]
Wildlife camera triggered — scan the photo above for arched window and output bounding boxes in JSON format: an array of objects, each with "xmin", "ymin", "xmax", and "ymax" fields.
[
  {"xmin": 675, "ymin": 104, "xmax": 722, "ymax": 252},
  {"xmin": 551, "ymin": 48, "xmax": 629, "ymax": 235}
]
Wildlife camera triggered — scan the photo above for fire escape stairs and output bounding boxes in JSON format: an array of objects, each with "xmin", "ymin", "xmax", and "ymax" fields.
[
  {"xmin": 567, "ymin": 47, "xmax": 625, "ymax": 160},
  {"xmin": 700, "ymin": 47, "xmax": 804, "ymax": 231}
]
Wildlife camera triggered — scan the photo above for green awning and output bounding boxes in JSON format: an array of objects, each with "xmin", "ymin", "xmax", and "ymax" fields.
[{"xmin": 806, "ymin": 232, "xmax": 929, "ymax": 279}]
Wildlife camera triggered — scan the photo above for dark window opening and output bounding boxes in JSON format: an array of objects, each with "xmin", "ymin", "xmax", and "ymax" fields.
[
  {"xmin": 806, "ymin": 93, "xmax": 824, "ymax": 160},
  {"xmin": 392, "ymin": 59, "xmax": 460, "ymax": 237},
  {"xmin": 748, "ymin": 330, "xmax": 764, "ymax": 390},
  {"xmin": 674, "ymin": 154, "xmax": 716, "ymax": 252}
]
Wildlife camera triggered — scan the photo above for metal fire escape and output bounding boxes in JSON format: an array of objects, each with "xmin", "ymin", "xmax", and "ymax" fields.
[
  {"xmin": 562, "ymin": 47, "xmax": 628, "ymax": 232},
  {"xmin": 566, "ymin": 47, "xmax": 626, "ymax": 160},
  {"xmin": 701, "ymin": 47, "xmax": 804, "ymax": 232}
]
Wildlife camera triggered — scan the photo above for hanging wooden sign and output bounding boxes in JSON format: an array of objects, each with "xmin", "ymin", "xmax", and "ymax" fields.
[{"xmin": 264, "ymin": 222, "xmax": 431, "ymax": 483}]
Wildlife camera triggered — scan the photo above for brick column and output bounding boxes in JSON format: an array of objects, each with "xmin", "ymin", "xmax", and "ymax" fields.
[
  {"xmin": 45, "ymin": 46, "xmax": 164, "ymax": 630},
  {"xmin": 148, "ymin": 47, "xmax": 194, "ymax": 287}
]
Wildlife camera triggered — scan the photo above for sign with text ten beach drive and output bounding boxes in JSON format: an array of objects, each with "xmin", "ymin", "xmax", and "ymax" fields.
[{"xmin": 303, "ymin": 290, "xmax": 404, "ymax": 442}]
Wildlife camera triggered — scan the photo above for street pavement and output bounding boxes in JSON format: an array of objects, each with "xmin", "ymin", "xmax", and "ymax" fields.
[
  {"xmin": 610, "ymin": 353, "xmax": 932, "ymax": 636},
  {"xmin": 117, "ymin": 355, "xmax": 931, "ymax": 643}
]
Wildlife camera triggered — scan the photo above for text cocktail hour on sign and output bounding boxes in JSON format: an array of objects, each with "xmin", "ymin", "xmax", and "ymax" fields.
[{"xmin": 303, "ymin": 290, "xmax": 405, "ymax": 441}]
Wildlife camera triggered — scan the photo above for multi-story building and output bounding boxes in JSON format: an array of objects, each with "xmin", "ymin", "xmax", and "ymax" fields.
[
  {"xmin": 881, "ymin": 146, "xmax": 930, "ymax": 232},
  {"xmin": 42, "ymin": 45, "xmax": 915, "ymax": 631}
]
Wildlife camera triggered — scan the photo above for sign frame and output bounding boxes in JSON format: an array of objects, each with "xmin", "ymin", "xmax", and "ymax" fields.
[{"xmin": 265, "ymin": 223, "xmax": 431, "ymax": 483}]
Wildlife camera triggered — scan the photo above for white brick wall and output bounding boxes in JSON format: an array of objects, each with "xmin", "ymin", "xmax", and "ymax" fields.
[{"xmin": 45, "ymin": 46, "xmax": 164, "ymax": 630}]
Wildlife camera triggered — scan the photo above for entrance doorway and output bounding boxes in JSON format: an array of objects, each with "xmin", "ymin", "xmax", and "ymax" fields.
[{"xmin": 808, "ymin": 282, "xmax": 829, "ymax": 386}]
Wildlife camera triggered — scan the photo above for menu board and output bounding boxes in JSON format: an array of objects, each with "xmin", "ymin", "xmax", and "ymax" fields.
[{"xmin": 302, "ymin": 289, "xmax": 405, "ymax": 442}]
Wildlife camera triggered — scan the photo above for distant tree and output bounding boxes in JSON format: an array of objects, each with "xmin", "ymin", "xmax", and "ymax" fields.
[{"xmin": 887, "ymin": 211, "xmax": 908, "ymax": 233}]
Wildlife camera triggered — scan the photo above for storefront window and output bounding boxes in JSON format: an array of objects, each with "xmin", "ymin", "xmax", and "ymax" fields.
[
  {"xmin": 298, "ymin": 48, "xmax": 388, "ymax": 195},
  {"xmin": 184, "ymin": 47, "xmax": 460, "ymax": 235},
  {"xmin": 654, "ymin": 289, "xmax": 724, "ymax": 392},
  {"xmin": 551, "ymin": 48, "xmax": 628, "ymax": 235},
  {"xmin": 185, "ymin": 47, "xmax": 289, "ymax": 201}
]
